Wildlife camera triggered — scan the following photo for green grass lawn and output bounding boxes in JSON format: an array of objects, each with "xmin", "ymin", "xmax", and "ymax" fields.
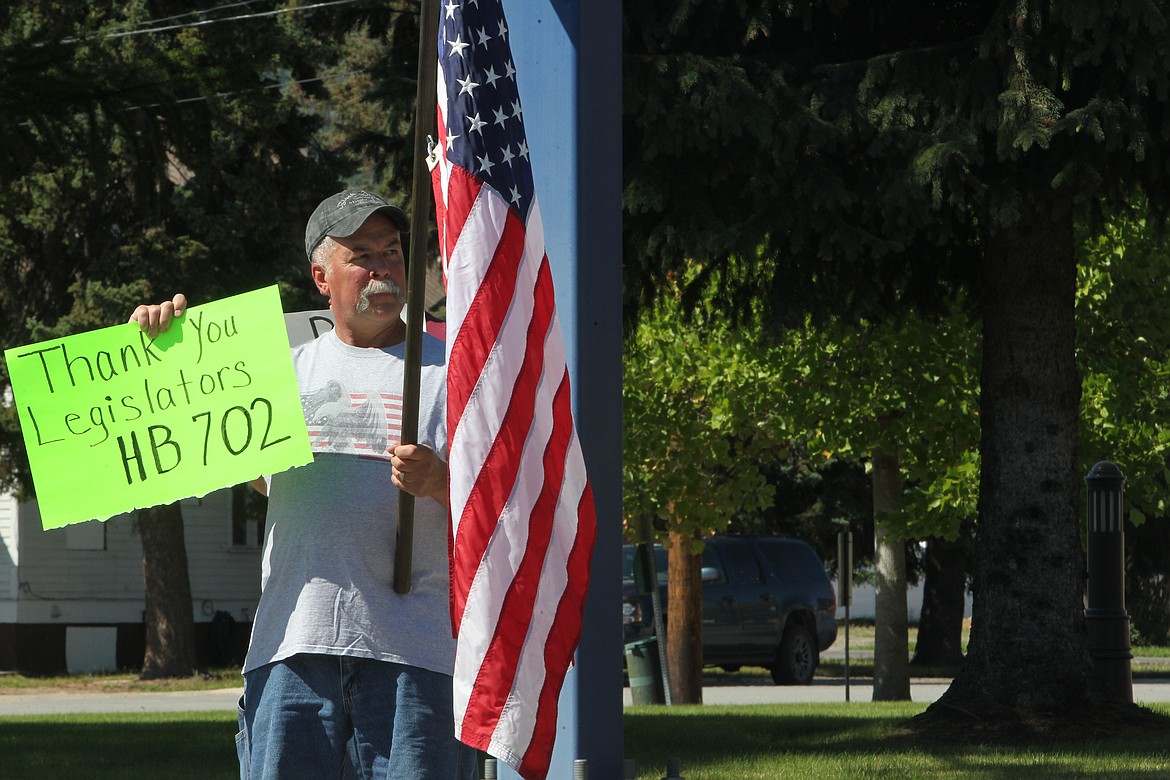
[
  {"xmin": 0, "ymin": 711, "xmax": 240, "ymax": 780},
  {"xmin": 625, "ymin": 702, "xmax": 1170, "ymax": 780},
  {"xmin": 1, "ymin": 703, "xmax": 1168, "ymax": 779}
]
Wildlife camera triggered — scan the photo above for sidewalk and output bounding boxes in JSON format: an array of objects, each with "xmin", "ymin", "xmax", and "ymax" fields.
[
  {"xmin": 650, "ymin": 677, "xmax": 1170, "ymax": 706},
  {"xmin": 623, "ymin": 651, "xmax": 1170, "ymax": 706},
  {"xmin": 0, "ymin": 686, "xmax": 244, "ymax": 716}
]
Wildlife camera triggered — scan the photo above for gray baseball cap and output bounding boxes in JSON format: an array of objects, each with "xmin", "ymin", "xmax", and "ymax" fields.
[{"xmin": 304, "ymin": 190, "xmax": 410, "ymax": 261}]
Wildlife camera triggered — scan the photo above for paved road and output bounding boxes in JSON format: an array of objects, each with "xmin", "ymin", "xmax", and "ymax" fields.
[{"xmin": 3, "ymin": 677, "xmax": 1169, "ymax": 715}]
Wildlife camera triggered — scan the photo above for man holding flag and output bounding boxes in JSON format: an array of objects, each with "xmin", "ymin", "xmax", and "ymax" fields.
[{"xmin": 131, "ymin": 190, "xmax": 478, "ymax": 780}]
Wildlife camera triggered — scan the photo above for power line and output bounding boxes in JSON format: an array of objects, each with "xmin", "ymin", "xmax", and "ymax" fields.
[
  {"xmin": 166, "ymin": 69, "xmax": 367, "ymax": 107},
  {"xmin": 23, "ymin": 0, "xmax": 417, "ymax": 113},
  {"xmin": 15, "ymin": 69, "xmax": 370, "ymax": 127},
  {"xmin": 101, "ymin": 0, "xmax": 372, "ymax": 40},
  {"xmin": 71, "ymin": 0, "xmax": 400, "ymax": 44},
  {"xmin": 103, "ymin": 0, "xmax": 274, "ymax": 33}
]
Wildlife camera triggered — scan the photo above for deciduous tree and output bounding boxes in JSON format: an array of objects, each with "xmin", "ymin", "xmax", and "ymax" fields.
[{"xmin": 623, "ymin": 275, "xmax": 780, "ymax": 702}]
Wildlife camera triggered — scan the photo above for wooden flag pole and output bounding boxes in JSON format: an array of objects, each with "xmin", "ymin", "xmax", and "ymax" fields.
[{"xmin": 394, "ymin": 0, "xmax": 441, "ymax": 595}]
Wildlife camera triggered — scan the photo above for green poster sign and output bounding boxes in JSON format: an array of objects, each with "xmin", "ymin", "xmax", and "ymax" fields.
[{"xmin": 4, "ymin": 286, "xmax": 312, "ymax": 529}]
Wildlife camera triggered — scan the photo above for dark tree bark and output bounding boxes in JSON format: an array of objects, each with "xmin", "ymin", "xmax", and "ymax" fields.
[
  {"xmin": 666, "ymin": 528, "xmax": 703, "ymax": 704},
  {"xmin": 921, "ymin": 191, "xmax": 1091, "ymax": 724},
  {"xmin": 138, "ymin": 502, "xmax": 197, "ymax": 679},
  {"xmin": 912, "ymin": 536, "xmax": 968, "ymax": 668}
]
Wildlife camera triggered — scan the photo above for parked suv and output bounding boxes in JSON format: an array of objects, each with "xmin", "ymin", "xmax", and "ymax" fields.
[{"xmin": 623, "ymin": 535, "xmax": 837, "ymax": 685}]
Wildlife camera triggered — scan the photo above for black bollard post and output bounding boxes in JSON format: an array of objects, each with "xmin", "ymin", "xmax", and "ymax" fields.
[{"xmin": 1084, "ymin": 461, "xmax": 1133, "ymax": 704}]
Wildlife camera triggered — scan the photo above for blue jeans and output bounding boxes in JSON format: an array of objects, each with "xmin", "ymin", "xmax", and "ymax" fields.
[{"xmin": 236, "ymin": 654, "xmax": 479, "ymax": 780}]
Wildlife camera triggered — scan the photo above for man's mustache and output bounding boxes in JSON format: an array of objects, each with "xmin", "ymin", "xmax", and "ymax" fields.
[{"xmin": 356, "ymin": 279, "xmax": 405, "ymax": 312}]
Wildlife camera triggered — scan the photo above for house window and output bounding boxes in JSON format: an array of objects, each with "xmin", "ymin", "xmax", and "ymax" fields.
[
  {"xmin": 231, "ymin": 484, "xmax": 267, "ymax": 548},
  {"xmin": 66, "ymin": 520, "xmax": 106, "ymax": 551}
]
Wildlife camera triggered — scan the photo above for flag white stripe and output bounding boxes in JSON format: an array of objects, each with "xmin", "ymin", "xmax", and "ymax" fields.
[
  {"xmin": 443, "ymin": 189, "xmax": 509, "ymax": 340},
  {"xmin": 452, "ymin": 349, "xmax": 556, "ymax": 730},
  {"xmin": 447, "ymin": 197, "xmax": 544, "ymax": 525},
  {"xmin": 435, "ymin": 61, "xmax": 453, "ymax": 219},
  {"xmin": 450, "ymin": 212, "xmax": 559, "ymax": 710},
  {"xmin": 489, "ymin": 426, "xmax": 588, "ymax": 759}
]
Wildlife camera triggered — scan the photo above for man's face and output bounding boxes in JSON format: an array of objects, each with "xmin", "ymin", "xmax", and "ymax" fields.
[{"xmin": 312, "ymin": 212, "xmax": 407, "ymax": 328}]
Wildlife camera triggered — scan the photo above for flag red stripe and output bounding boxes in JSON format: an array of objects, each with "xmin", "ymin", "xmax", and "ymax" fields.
[
  {"xmin": 441, "ymin": 164, "xmax": 482, "ymax": 275},
  {"xmin": 445, "ymin": 202, "xmax": 523, "ymax": 444},
  {"xmin": 450, "ymin": 254, "xmax": 556, "ymax": 633},
  {"xmin": 432, "ymin": 104, "xmax": 449, "ymax": 263},
  {"xmin": 520, "ymin": 461, "xmax": 597, "ymax": 780},
  {"xmin": 459, "ymin": 317, "xmax": 571, "ymax": 739},
  {"xmin": 447, "ymin": 216, "xmax": 531, "ymax": 626}
]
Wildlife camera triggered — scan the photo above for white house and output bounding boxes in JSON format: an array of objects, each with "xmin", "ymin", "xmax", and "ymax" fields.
[
  {"xmin": 0, "ymin": 487, "xmax": 262, "ymax": 674},
  {"xmin": 838, "ymin": 579, "xmax": 973, "ymax": 623}
]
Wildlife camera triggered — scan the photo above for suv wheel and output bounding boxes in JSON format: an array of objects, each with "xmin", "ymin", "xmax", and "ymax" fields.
[{"xmin": 771, "ymin": 623, "xmax": 817, "ymax": 685}]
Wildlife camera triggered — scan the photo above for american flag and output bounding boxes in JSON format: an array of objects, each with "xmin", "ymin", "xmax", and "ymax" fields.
[{"xmin": 429, "ymin": 2, "xmax": 598, "ymax": 778}]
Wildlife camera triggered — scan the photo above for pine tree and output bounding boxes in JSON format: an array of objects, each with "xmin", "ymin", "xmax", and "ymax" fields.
[
  {"xmin": 625, "ymin": 0, "xmax": 1170, "ymax": 733},
  {"xmin": 0, "ymin": 0, "xmax": 350, "ymax": 677}
]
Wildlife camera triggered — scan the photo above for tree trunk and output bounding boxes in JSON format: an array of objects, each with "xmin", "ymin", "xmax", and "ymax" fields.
[
  {"xmin": 911, "ymin": 536, "xmax": 967, "ymax": 668},
  {"xmin": 139, "ymin": 502, "xmax": 197, "ymax": 679},
  {"xmin": 872, "ymin": 446, "xmax": 910, "ymax": 700},
  {"xmin": 920, "ymin": 195, "xmax": 1094, "ymax": 727},
  {"xmin": 666, "ymin": 528, "xmax": 703, "ymax": 704}
]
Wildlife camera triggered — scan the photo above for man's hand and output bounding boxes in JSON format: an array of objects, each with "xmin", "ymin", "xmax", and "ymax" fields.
[
  {"xmin": 390, "ymin": 443, "xmax": 449, "ymax": 508},
  {"xmin": 129, "ymin": 293, "xmax": 188, "ymax": 339}
]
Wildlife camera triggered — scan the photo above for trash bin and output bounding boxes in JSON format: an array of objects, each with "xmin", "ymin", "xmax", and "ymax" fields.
[{"xmin": 624, "ymin": 637, "xmax": 665, "ymax": 705}]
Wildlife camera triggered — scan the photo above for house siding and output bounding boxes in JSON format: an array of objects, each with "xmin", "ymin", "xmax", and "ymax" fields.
[
  {"xmin": 1, "ymin": 488, "xmax": 262, "ymax": 673},
  {"xmin": 0, "ymin": 492, "xmax": 17, "ymax": 604}
]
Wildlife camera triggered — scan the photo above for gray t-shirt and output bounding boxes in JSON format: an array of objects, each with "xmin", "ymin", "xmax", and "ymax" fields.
[{"xmin": 242, "ymin": 329, "xmax": 452, "ymax": 676}]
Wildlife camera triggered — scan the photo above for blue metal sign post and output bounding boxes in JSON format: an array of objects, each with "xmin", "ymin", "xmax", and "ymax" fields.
[{"xmin": 500, "ymin": 1, "xmax": 623, "ymax": 778}]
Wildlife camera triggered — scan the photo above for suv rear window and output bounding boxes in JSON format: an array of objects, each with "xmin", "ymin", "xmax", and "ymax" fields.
[
  {"xmin": 757, "ymin": 540, "xmax": 826, "ymax": 583},
  {"xmin": 718, "ymin": 539, "xmax": 764, "ymax": 584}
]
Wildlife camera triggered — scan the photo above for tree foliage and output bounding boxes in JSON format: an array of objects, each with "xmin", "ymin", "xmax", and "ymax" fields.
[
  {"xmin": 0, "ymin": 0, "xmax": 351, "ymax": 493},
  {"xmin": 624, "ymin": 0, "xmax": 1170, "ymax": 332},
  {"xmin": 623, "ymin": 270, "xmax": 779, "ymax": 548},
  {"xmin": 772, "ymin": 306, "xmax": 981, "ymax": 539},
  {"xmin": 1076, "ymin": 202, "xmax": 1170, "ymax": 516}
]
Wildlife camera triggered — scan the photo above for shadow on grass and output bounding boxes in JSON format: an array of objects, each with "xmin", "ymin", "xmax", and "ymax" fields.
[
  {"xmin": 624, "ymin": 704, "xmax": 1170, "ymax": 779},
  {"xmin": 0, "ymin": 713, "xmax": 239, "ymax": 780}
]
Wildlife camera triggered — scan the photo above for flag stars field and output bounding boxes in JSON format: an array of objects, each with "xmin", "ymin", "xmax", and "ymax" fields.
[{"xmin": 442, "ymin": 0, "xmax": 534, "ymax": 220}]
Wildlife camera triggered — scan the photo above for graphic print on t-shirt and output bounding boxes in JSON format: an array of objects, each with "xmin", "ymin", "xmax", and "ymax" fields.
[{"xmin": 301, "ymin": 379, "xmax": 402, "ymax": 459}]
